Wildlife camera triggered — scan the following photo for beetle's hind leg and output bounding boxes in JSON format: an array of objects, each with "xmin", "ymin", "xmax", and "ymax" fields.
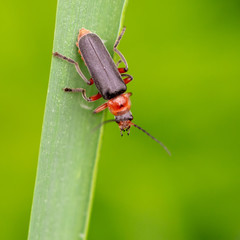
[
  {"xmin": 53, "ymin": 52, "xmax": 92, "ymax": 85},
  {"xmin": 63, "ymin": 88, "xmax": 102, "ymax": 102},
  {"xmin": 114, "ymin": 27, "xmax": 128, "ymax": 73}
]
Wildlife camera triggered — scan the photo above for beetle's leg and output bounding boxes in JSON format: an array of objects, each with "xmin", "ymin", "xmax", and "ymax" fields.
[
  {"xmin": 88, "ymin": 78, "xmax": 94, "ymax": 85},
  {"xmin": 89, "ymin": 92, "xmax": 102, "ymax": 101},
  {"xmin": 93, "ymin": 103, "xmax": 108, "ymax": 113},
  {"xmin": 53, "ymin": 52, "xmax": 91, "ymax": 85},
  {"xmin": 116, "ymin": 59, "xmax": 122, "ymax": 67},
  {"xmin": 121, "ymin": 74, "xmax": 133, "ymax": 85},
  {"xmin": 63, "ymin": 88, "xmax": 102, "ymax": 102},
  {"xmin": 63, "ymin": 88, "xmax": 91, "ymax": 102},
  {"xmin": 118, "ymin": 67, "xmax": 128, "ymax": 74},
  {"xmin": 114, "ymin": 27, "xmax": 128, "ymax": 72},
  {"xmin": 117, "ymin": 60, "xmax": 128, "ymax": 73}
]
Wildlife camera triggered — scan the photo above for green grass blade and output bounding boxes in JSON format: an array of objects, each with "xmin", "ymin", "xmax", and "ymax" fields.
[{"xmin": 28, "ymin": 0, "xmax": 127, "ymax": 239}]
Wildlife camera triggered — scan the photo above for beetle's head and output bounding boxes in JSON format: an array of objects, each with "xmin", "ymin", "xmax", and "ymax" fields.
[{"xmin": 115, "ymin": 111, "xmax": 133, "ymax": 135}]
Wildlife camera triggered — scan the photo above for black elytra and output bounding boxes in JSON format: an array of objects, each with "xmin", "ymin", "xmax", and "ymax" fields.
[{"xmin": 78, "ymin": 33, "xmax": 127, "ymax": 100}]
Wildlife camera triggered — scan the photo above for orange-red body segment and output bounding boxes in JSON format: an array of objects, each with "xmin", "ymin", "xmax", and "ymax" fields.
[
  {"xmin": 107, "ymin": 93, "xmax": 131, "ymax": 116},
  {"xmin": 76, "ymin": 28, "xmax": 92, "ymax": 59},
  {"xmin": 78, "ymin": 28, "xmax": 91, "ymax": 41}
]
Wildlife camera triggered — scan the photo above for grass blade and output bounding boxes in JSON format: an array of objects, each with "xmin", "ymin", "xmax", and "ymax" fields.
[{"xmin": 28, "ymin": 0, "xmax": 127, "ymax": 239}]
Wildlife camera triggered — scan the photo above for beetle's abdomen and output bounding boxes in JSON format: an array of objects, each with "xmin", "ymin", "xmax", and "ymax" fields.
[{"xmin": 78, "ymin": 33, "xmax": 126, "ymax": 100}]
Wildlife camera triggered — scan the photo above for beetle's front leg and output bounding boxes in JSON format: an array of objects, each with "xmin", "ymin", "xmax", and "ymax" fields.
[{"xmin": 93, "ymin": 102, "xmax": 108, "ymax": 113}]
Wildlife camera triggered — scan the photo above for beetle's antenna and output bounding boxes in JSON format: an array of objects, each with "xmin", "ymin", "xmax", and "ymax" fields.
[
  {"xmin": 92, "ymin": 119, "xmax": 116, "ymax": 132},
  {"xmin": 132, "ymin": 123, "xmax": 171, "ymax": 156}
]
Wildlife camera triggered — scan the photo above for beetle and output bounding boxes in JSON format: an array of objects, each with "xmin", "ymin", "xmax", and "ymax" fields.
[{"xmin": 53, "ymin": 27, "xmax": 171, "ymax": 155}]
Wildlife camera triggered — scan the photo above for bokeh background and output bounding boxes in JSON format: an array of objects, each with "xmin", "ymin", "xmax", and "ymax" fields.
[{"xmin": 1, "ymin": 0, "xmax": 240, "ymax": 239}]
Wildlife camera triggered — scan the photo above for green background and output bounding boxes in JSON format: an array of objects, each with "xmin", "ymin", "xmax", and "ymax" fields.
[{"xmin": 1, "ymin": 0, "xmax": 240, "ymax": 240}]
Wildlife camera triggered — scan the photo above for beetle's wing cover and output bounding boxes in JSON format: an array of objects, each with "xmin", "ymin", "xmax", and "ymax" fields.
[{"xmin": 79, "ymin": 33, "xmax": 126, "ymax": 100}]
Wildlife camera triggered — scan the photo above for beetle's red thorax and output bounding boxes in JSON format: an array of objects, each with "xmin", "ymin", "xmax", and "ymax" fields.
[{"xmin": 107, "ymin": 93, "xmax": 131, "ymax": 116}]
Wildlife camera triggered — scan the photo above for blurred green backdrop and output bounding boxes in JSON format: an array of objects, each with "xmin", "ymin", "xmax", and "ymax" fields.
[{"xmin": 1, "ymin": 0, "xmax": 240, "ymax": 240}]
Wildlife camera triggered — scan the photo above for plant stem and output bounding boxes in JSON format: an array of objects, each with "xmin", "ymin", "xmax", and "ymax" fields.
[{"xmin": 28, "ymin": 0, "xmax": 127, "ymax": 239}]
